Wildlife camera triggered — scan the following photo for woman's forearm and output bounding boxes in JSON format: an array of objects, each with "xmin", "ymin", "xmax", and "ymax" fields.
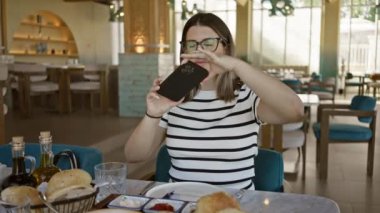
[
  {"xmin": 124, "ymin": 116, "xmax": 165, "ymax": 163},
  {"xmin": 233, "ymin": 60, "xmax": 304, "ymax": 124}
]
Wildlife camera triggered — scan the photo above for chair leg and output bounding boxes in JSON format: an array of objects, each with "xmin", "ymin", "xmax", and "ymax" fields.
[
  {"xmin": 301, "ymin": 141, "xmax": 306, "ymax": 180},
  {"xmin": 68, "ymin": 91, "xmax": 73, "ymax": 113},
  {"xmin": 316, "ymin": 139, "xmax": 320, "ymax": 163},
  {"xmin": 90, "ymin": 93, "xmax": 95, "ymax": 111},
  {"xmin": 367, "ymin": 138, "xmax": 375, "ymax": 176},
  {"xmin": 319, "ymin": 138, "xmax": 328, "ymax": 179}
]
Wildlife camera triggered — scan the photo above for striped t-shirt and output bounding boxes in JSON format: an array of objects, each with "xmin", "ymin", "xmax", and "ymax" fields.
[{"xmin": 159, "ymin": 84, "xmax": 261, "ymax": 190}]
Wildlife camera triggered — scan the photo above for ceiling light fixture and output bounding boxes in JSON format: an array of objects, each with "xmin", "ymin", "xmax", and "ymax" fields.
[
  {"xmin": 109, "ymin": 1, "xmax": 124, "ymax": 22},
  {"xmin": 262, "ymin": 0, "xmax": 294, "ymax": 16},
  {"xmin": 181, "ymin": 0, "xmax": 202, "ymax": 20}
]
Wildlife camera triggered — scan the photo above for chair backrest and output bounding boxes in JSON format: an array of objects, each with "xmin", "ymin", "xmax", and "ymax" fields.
[
  {"xmin": 83, "ymin": 64, "xmax": 107, "ymax": 81},
  {"xmin": 282, "ymin": 79, "xmax": 303, "ymax": 93},
  {"xmin": 8, "ymin": 63, "xmax": 47, "ymax": 82},
  {"xmin": 370, "ymin": 73, "xmax": 380, "ymax": 82},
  {"xmin": 0, "ymin": 143, "xmax": 103, "ymax": 178},
  {"xmin": 254, "ymin": 148, "xmax": 284, "ymax": 192},
  {"xmin": 345, "ymin": 72, "xmax": 353, "ymax": 80},
  {"xmin": 350, "ymin": 95, "xmax": 377, "ymax": 123},
  {"xmin": 155, "ymin": 145, "xmax": 284, "ymax": 192}
]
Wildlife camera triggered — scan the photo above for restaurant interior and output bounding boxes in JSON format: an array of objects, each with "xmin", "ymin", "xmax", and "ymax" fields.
[{"xmin": 0, "ymin": 0, "xmax": 380, "ymax": 212}]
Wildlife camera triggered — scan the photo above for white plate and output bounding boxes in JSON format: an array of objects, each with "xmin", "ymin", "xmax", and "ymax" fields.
[
  {"xmin": 145, "ymin": 182, "xmax": 225, "ymax": 202},
  {"xmin": 88, "ymin": 209, "xmax": 139, "ymax": 213}
]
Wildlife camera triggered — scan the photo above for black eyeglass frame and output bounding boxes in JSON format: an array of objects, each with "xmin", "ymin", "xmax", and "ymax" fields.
[{"xmin": 180, "ymin": 37, "xmax": 227, "ymax": 53}]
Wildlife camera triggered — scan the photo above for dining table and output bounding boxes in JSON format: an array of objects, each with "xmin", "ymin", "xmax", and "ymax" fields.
[{"xmin": 99, "ymin": 179, "xmax": 340, "ymax": 213}]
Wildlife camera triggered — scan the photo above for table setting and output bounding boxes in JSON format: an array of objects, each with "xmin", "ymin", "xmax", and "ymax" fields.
[{"xmin": 0, "ymin": 160, "xmax": 340, "ymax": 213}]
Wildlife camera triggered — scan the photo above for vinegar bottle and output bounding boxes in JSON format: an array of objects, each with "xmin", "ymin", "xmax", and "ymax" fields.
[
  {"xmin": 32, "ymin": 131, "xmax": 61, "ymax": 185},
  {"xmin": 1, "ymin": 136, "xmax": 37, "ymax": 189}
]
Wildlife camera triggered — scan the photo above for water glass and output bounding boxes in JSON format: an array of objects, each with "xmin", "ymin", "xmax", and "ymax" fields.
[
  {"xmin": 0, "ymin": 196, "xmax": 31, "ymax": 213},
  {"xmin": 94, "ymin": 162, "xmax": 127, "ymax": 203}
]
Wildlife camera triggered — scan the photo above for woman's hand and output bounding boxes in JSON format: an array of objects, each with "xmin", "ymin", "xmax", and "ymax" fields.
[
  {"xmin": 181, "ymin": 49, "xmax": 239, "ymax": 75},
  {"xmin": 146, "ymin": 78, "xmax": 183, "ymax": 117}
]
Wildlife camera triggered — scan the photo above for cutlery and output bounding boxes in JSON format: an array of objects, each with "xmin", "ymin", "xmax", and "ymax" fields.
[
  {"xmin": 234, "ymin": 189, "xmax": 247, "ymax": 201},
  {"xmin": 38, "ymin": 191, "xmax": 59, "ymax": 213},
  {"xmin": 139, "ymin": 181, "xmax": 156, "ymax": 196},
  {"xmin": 162, "ymin": 191, "xmax": 175, "ymax": 199}
]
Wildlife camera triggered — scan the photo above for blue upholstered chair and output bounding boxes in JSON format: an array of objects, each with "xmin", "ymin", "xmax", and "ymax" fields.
[
  {"xmin": 282, "ymin": 79, "xmax": 304, "ymax": 94},
  {"xmin": 308, "ymin": 77, "xmax": 337, "ymax": 104},
  {"xmin": 344, "ymin": 72, "xmax": 365, "ymax": 97},
  {"xmin": 312, "ymin": 95, "xmax": 377, "ymax": 179},
  {"xmin": 155, "ymin": 145, "xmax": 284, "ymax": 192},
  {"xmin": 0, "ymin": 143, "xmax": 103, "ymax": 178}
]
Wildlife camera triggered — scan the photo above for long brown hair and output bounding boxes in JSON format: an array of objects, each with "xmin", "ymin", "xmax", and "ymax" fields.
[{"xmin": 180, "ymin": 13, "xmax": 242, "ymax": 102}]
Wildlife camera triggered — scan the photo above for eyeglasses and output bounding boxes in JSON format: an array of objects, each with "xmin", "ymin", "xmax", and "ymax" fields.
[{"xmin": 180, "ymin": 37, "xmax": 225, "ymax": 53}]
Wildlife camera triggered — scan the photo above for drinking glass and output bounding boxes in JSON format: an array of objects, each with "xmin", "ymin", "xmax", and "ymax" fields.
[
  {"xmin": 94, "ymin": 162, "xmax": 127, "ymax": 203},
  {"xmin": 0, "ymin": 196, "xmax": 31, "ymax": 213}
]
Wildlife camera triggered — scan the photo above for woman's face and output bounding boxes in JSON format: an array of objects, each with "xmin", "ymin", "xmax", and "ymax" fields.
[{"xmin": 185, "ymin": 25, "xmax": 225, "ymax": 81}]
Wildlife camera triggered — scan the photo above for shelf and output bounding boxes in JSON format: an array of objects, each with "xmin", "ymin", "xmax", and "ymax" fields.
[
  {"xmin": 20, "ymin": 22, "xmax": 68, "ymax": 29},
  {"xmin": 10, "ymin": 52, "xmax": 78, "ymax": 57},
  {"xmin": 13, "ymin": 36, "xmax": 75, "ymax": 44},
  {"xmin": 11, "ymin": 11, "xmax": 79, "ymax": 62}
]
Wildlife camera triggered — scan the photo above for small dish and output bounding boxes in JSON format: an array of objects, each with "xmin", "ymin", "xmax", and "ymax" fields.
[
  {"xmin": 108, "ymin": 195, "xmax": 151, "ymax": 211},
  {"xmin": 143, "ymin": 198, "xmax": 186, "ymax": 213}
]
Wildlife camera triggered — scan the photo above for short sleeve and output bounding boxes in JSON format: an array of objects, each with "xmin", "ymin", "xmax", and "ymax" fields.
[
  {"xmin": 159, "ymin": 112, "xmax": 169, "ymax": 128},
  {"xmin": 253, "ymin": 95, "xmax": 262, "ymax": 124}
]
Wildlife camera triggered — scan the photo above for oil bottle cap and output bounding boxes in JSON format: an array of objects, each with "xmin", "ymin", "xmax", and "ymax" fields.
[
  {"xmin": 40, "ymin": 131, "xmax": 51, "ymax": 138},
  {"xmin": 12, "ymin": 136, "xmax": 24, "ymax": 143},
  {"xmin": 11, "ymin": 136, "xmax": 24, "ymax": 150}
]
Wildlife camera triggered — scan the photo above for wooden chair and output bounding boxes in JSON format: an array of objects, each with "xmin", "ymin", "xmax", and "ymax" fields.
[
  {"xmin": 260, "ymin": 116, "xmax": 309, "ymax": 180},
  {"xmin": 344, "ymin": 72, "xmax": 365, "ymax": 97},
  {"xmin": 307, "ymin": 77, "xmax": 336, "ymax": 104},
  {"xmin": 312, "ymin": 95, "xmax": 377, "ymax": 179},
  {"xmin": 367, "ymin": 73, "xmax": 380, "ymax": 99},
  {"xmin": 68, "ymin": 64, "xmax": 108, "ymax": 113},
  {"xmin": 8, "ymin": 63, "xmax": 59, "ymax": 117}
]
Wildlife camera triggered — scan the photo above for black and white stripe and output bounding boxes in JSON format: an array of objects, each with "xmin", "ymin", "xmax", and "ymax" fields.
[{"xmin": 159, "ymin": 84, "xmax": 260, "ymax": 190}]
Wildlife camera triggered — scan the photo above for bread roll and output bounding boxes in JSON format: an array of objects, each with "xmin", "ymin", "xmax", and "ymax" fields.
[
  {"xmin": 195, "ymin": 191, "xmax": 241, "ymax": 213},
  {"xmin": 47, "ymin": 184, "xmax": 95, "ymax": 202},
  {"xmin": 46, "ymin": 169, "xmax": 92, "ymax": 197},
  {"xmin": 1, "ymin": 185, "xmax": 43, "ymax": 206},
  {"xmin": 217, "ymin": 208, "xmax": 246, "ymax": 213}
]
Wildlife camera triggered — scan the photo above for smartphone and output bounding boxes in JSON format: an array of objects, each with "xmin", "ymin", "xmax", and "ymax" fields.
[{"xmin": 157, "ymin": 61, "xmax": 209, "ymax": 101}]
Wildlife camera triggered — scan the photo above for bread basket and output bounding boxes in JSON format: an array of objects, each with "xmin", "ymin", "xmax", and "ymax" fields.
[{"xmin": 31, "ymin": 187, "xmax": 98, "ymax": 213}]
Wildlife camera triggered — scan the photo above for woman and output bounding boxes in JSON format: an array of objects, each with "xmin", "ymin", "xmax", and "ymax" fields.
[{"xmin": 125, "ymin": 13, "xmax": 304, "ymax": 190}]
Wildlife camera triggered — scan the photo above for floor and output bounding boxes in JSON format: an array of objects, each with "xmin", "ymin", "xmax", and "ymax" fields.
[{"xmin": 3, "ymin": 90, "xmax": 380, "ymax": 213}]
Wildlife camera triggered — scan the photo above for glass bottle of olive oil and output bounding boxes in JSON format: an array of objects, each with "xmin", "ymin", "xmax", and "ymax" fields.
[
  {"xmin": 32, "ymin": 131, "xmax": 61, "ymax": 185},
  {"xmin": 1, "ymin": 136, "xmax": 37, "ymax": 189}
]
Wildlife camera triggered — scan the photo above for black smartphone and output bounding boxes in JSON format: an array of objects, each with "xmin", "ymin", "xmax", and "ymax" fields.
[{"xmin": 157, "ymin": 61, "xmax": 209, "ymax": 101}]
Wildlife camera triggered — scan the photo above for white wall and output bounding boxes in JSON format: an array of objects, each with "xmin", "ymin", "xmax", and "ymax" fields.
[{"xmin": 6, "ymin": 0, "xmax": 112, "ymax": 64}]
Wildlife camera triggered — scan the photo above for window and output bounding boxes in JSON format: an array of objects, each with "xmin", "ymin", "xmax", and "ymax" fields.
[
  {"xmin": 339, "ymin": 0, "xmax": 380, "ymax": 75},
  {"xmin": 252, "ymin": 0, "xmax": 322, "ymax": 73}
]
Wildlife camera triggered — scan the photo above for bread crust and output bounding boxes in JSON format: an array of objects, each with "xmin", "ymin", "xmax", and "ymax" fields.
[
  {"xmin": 46, "ymin": 169, "xmax": 92, "ymax": 197},
  {"xmin": 1, "ymin": 185, "xmax": 43, "ymax": 205},
  {"xmin": 195, "ymin": 191, "xmax": 241, "ymax": 213}
]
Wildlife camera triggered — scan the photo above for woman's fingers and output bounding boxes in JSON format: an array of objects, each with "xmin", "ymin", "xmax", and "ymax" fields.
[{"xmin": 181, "ymin": 52, "xmax": 206, "ymax": 60}]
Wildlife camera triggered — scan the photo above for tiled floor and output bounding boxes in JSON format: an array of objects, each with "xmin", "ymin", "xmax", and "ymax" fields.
[{"xmin": 3, "ymin": 91, "xmax": 380, "ymax": 213}]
